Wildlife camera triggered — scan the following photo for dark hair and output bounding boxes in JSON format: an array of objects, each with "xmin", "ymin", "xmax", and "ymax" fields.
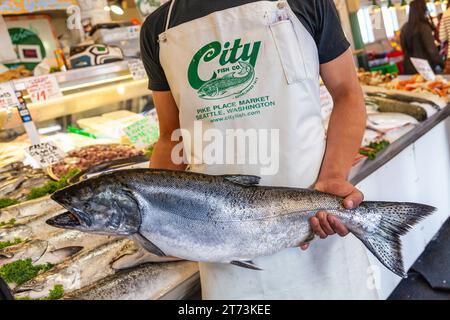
[{"xmin": 402, "ymin": 0, "xmax": 431, "ymax": 41}]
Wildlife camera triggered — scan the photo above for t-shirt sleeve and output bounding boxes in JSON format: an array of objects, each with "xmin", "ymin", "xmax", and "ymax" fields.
[
  {"xmin": 140, "ymin": 14, "xmax": 171, "ymax": 91},
  {"xmin": 315, "ymin": 0, "xmax": 350, "ymax": 64}
]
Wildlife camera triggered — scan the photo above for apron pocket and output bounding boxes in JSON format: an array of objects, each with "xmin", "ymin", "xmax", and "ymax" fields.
[{"xmin": 269, "ymin": 20, "xmax": 308, "ymax": 84}]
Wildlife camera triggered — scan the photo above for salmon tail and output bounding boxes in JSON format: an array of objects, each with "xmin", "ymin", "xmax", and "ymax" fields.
[{"xmin": 354, "ymin": 202, "xmax": 435, "ymax": 278}]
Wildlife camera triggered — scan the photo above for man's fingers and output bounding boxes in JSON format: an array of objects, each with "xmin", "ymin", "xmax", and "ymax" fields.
[
  {"xmin": 299, "ymin": 244, "xmax": 309, "ymax": 251},
  {"xmin": 316, "ymin": 211, "xmax": 335, "ymax": 235},
  {"xmin": 328, "ymin": 216, "xmax": 349, "ymax": 237},
  {"xmin": 343, "ymin": 188, "xmax": 364, "ymax": 209},
  {"xmin": 310, "ymin": 216, "xmax": 328, "ymax": 239}
]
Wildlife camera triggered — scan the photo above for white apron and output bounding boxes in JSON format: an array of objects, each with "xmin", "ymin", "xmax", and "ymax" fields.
[{"xmin": 158, "ymin": 0, "xmax": 378, "ymax": 299}]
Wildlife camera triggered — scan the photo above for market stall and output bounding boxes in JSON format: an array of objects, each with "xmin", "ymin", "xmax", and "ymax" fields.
[{"xmin": 0, "ymin": 0, "xmax": 449, "ymax": 301}]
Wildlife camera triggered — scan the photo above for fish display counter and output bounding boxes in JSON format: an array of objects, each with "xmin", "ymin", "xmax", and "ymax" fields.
[
  {"xmin": 347, "ymin": 96, "xmax": 450, "ymax": 299},
  {"xmin": 0, "ymin": 61, "xmax": 149, "ymax": 131},
  {"xmin": 0, "ymin": 60, "xmax": 200, "ymax": 300},
  {"xmin": 0, "ymin": 71, "xmax": 449, "ymax": 300}
]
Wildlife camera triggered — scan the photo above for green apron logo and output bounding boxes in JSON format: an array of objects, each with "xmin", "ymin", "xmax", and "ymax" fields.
[{"xmin": 188, "ymin": 39, "xmax": 261, "ymax": 100}]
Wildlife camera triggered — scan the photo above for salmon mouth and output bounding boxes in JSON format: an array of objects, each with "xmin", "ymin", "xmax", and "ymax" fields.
[
  {"xmin": 13, "ymin": 283, "xmax": 44, "ymax": 294},
  {"xmin": 46, "ymin": 211, "xmax": 86, "ymax": 229}
]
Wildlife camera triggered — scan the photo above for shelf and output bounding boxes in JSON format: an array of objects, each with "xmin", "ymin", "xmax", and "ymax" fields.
[
  {"xmin": 1, "ymin": 78, "xmax": 150, "ymax": 129},
  {"xmin": 0, "ymin": 61, "xmax": 151, "ymax": 130}
]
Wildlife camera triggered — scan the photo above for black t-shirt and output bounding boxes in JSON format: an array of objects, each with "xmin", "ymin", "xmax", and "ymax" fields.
[{"xmin": 141, "ymin": 0, "xmax": 350, "ymax": 91}]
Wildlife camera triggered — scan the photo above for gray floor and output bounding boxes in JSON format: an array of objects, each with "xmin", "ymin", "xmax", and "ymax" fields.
[{"xmin": 388, "ymin": 217, "xmax": 450, "ymax": 300}]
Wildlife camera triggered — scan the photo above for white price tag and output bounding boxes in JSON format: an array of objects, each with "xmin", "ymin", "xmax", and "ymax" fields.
[
  {"xmin": 128, "ymin": 59, "xmax": 147, "ymax": 80},
  {"xmin": 0, "ymin": 82, "xmax": 19, "ymax": 109},
  {"xmin": 410, "ymin": 58, "xmax": 436, "ymax": 81},
  {"xmin": 25, "ymin": 75, "xmax": 63, "ymax": 103},
  {"xmin": 25, "ymin": 142, "xmax": 65, "ymax": 168}
]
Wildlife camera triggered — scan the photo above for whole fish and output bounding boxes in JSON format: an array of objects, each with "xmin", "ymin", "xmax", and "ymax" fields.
[
  {"xmin": 0, "ymin": 176, "xmax": 25, "ymax": 198},
  {"xmin": 367, "ymin": 113, "xmax": 418, "ymax": 132},
  {"xmin": 13, "ymin": 238, "xmax": 178, "ymax": 299},
  {"xmin": 366, "ymin": 92, "xmax": 442, "ymax": 111},
  {"xmin": 13, "ymin": 238, "xmax": 131, "ymax": 299},
  {"xmin": 0, "ymin": 196, "xmax": 62, "ymax": 224},
  {"xmin": 0, "ymin": 239, "xmax": 81, "ymax": 266},
  {"xmin": 0, "ymin": 209, "xmax": 66, "ymax": 242},
  {"xmin": 0, "ymin": 229, "xmax": 113, "ymax": 266},
  {"xmin": 197, "ymin": 61, "xmax": 254, "ymax": 99},
  {"xmin": 366, "ymin": 96, "xmax": 427, "ymax": 122},
  {"xmin": 47, "ymin": 169, "xmax": 435, "ymax": 278},
  {"xmin": 63, "ymin": 261, "xmax": 198, "ymax": 300}
]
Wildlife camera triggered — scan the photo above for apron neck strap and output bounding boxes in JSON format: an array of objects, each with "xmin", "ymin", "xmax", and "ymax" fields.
[
  {"xmin": 164, "ymin": 0, "xmax": 286, "ymax": 31},
  {"xmin": 165, "ymin": 0, "xmax": 176, "ymax": 31}
]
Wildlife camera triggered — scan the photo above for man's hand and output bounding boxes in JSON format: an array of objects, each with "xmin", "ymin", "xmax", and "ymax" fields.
[
  {"xmin": 299, "ymin": 179, "xmax": 364, "ymax": 251},
  {"xmin": 298, "ymin": 49, "xmax": 366, "ymax": 251}
]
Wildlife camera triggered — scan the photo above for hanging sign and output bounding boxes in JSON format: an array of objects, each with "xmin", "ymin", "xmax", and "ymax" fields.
[{"xmin": 25, "ymin": 75, "xmax": 62, "ymax": 103}]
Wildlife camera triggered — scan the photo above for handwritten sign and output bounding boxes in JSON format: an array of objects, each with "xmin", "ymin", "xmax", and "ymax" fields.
[
  {"xmin": 410, "ymin": 58, "xmax": 436, "ymax": 81},
  {"xmin": 25, "ymin": 142, "xmax": 65, "ymax": 168},
  {"xmin": 0, "ymin": 82, "xmax": 19, "ymax": 109},
  {"xmin": 25, "ymin": 75, "xmax": 62, "ymax": 103},
  {"xmin": 124, "ymin": 117, "xmax": 159, "ymax": 148},
  {"xmin": 128, "ymin": 59, "xmax": 147, "ymax": 81}
]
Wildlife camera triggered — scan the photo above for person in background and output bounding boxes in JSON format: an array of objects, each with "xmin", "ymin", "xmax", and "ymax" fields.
[
  {"xmin": 400, "ymin": 0, "xmax": 442, "ymax": 74},
  {"xmin": 439, "ymin": 2, "xmax": 450, "ymax": 73}
]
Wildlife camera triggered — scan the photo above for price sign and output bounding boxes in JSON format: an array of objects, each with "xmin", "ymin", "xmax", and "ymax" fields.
[
  {"xmin": 25, "ymin": 75, "xmax": 62, "ymax": 103},
  {"xmin": 128, "ymin": 59, "xmax": 147, "ymax": 81},
  {"xmin": 0, "ymin": 82, "xmax": 19, "ymax": 109},
  {"xmin": 410, "ymin": 58, "xmax": 436, "ymax": 81},
  {"xmin": 124, "ymin": 117, "xmax": 159, "ymax": 148},
  {"xmin": 25, "ymin": 142, "xmax": 65, "ymax": 168}
]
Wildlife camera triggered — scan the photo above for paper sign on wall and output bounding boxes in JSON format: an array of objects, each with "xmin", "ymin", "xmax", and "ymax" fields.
[
  {"xmin": 410, "ymin": 58, "xmax": 436, "ymax": 81},
  {"xmin": 0, "ymin": 82, "xmax": 19, "ymax": 109},
  {"xmin": 124, "ymin": 117, "xmax": 159, "ymax": 148},
  {"xmin": 128, "ymin": 59, "xmax": 147, "ymax": 80},
  {"xmin": 25, "ymin": 75, "xmax": 62, "ymax": 103},
  {"xmin": 25, "ymin": 141, "xmax": 65, "ymax": 168}
]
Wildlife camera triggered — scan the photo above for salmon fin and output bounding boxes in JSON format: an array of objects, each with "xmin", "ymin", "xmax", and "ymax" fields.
[
  {"xmin": 223, "ymin": 175, "xmax": 261, "ymax": 186},
  {"xmin": 355, "ymin": 202, "xmax": 435, "ymax": 278},
  {"xmin": 112, "ymin": 246, "xmax": 182, "ymax": 270},
  {"xmin": 132, "ymin": 233, "xmax": 166, "ymax": 257},
  {"xmin": 231, "ymin": 260, "xmax": 262, "ymax": 271}
]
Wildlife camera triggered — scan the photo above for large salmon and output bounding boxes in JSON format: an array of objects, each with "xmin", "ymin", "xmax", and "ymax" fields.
[{"xmin": 47, "ymin": 169, "xmax": 434, "ymax": 277}]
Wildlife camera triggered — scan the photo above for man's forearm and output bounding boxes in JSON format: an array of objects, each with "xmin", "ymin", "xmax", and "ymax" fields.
[
  {"xmin": 150, "ymin": 136, "xmax": 187, "ymax": 171},
  {"xmin": 318, "ymin": 90, "xmax": 366, "ymax": 182}
]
